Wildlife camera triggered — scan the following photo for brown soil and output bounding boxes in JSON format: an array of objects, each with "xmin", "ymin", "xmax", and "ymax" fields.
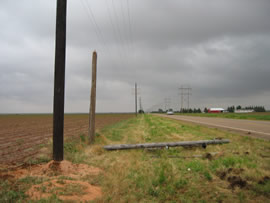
[
  {"xmin": 258, "ymin": 176, "xmax": 270, "ymax": 185},
  {"xmin": 216, "ymin": 168, "xmax": 247, "ymax": 189},
  {"xmin": 0, "ymin": 114, "xmax": 134, "ymax": 164},
  {"xmin": 217, "ymin": 168, "xmax": 245, "ymax": 180},
  {"xmin": 26, "ymin": 179, "xmax": 102, "ymax": 202},
  {"xmin": 1, "ymin": 160, "xmax": 103, "ymax": 201},
  {"xmin": 9, "ymin": 160, "xmax": 102, "ymax": 179},
  {"xmin": 227, "ymin": 176, "xmax": 247, "ymax": 189}
]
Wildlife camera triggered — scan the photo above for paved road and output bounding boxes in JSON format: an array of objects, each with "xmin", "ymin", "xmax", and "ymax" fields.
[{"xmin": 157, "ymin": 114, "xmax": 270, "ymax": 140}]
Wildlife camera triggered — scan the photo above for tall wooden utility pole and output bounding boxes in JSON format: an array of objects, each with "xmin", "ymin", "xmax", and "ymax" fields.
[
  {"xmin": 53, "ymin": 0, "xmax": 67, "ymax": 161},
  {"xmin": 89, "ymin": 51, "xmax": 97, "ymax": 143},
  {"xmin": 135, "ymin": 83, "xmax": 137, "ymax": 116}
]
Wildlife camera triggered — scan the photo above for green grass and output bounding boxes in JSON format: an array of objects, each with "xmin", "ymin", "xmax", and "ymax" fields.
[
  {"xmin": 0, "ymin": 176, "xmax": 47, "ymax": 202},
  {"xmin": 175, "ymin": 112, "xmax": 270, "ymax": 121},
  {"xmin": 82, "ymin": 114, "xmax": 270, "ymax": 202}
]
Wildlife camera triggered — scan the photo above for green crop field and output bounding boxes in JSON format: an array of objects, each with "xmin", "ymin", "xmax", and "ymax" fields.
[
  {"xmin": 1, "ymin": 114, "xmax": 270, "ymax": 202},
  {"xmin": 175, "ymin": 112, "xmax": 270, "ymax": 121}
]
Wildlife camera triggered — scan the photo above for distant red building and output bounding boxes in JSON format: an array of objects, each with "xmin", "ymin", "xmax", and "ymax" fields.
[{"xmin": 208, "ymin": 108, "xmax": 225, "ymax": 113}]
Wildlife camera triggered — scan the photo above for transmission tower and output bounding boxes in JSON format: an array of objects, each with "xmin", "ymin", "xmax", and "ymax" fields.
[
  {"xmin": 179, "ymin": 85, "xmax": 192, "ymax": 111},
  {"xmin": 164, "ymin": 97, "xmax": 171, "ymax": 111}
]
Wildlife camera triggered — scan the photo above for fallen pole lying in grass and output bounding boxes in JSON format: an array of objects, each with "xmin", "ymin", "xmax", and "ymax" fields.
[
  {"xmin": 103, "ymin": 139, "xmax": 230, "ymax": 151},
  {"xmin": 151, "ymin": 152, "xmax": 220, "ymax": 159}
]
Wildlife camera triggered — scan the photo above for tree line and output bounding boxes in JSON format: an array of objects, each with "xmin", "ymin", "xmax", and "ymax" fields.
[
  {"xmin": 151, "ymin": 105, "xmax": 266, "ymax": 113},
  {"xmin": 227, "ymin": 105, "xmax": 266, "ymax": 112}
]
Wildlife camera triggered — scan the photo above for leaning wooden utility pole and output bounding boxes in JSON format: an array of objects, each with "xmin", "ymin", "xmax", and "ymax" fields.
[
  {"xmin": 135, "ymin": 83, "xmax": 137, "ymax": 116},
  {"xmin": 53, "ymin": 0, "xmax": 67, "ymax": 161},
  {"xmin": 89, "ymin": 51, "xmax": 97, "ymax": 143}
]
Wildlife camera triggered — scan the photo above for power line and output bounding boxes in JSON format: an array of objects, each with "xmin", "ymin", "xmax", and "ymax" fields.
[
  {"xmin": 105, "ymin": 0, "xmax": 126, "ymax": 58},
  {"xmin": 120, "ymin": 0, "xmax": 129, "ymax": 48},
  {"xmin": 126, "ymin": 0, "xmax": 134, "ymax": 52},
  {"xmin": 79, "ymin": 0, "xmax": 104, "ymax": 50},
  {"xmin": 111, "ymin": 0, "xmax": 126, "ymax": 53},
  {"xmin": 105, "ymin": 0, "xmax": 120, "ymax": 44},
  {"xmin": 83, "ymin": 0, "xmax": 106, "ymax": 46}
]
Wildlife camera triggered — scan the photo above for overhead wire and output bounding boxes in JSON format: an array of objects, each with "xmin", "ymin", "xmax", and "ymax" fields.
[
  {"xmin": 79, "ymin": 0, "xmax": 135, "ymax": 82},
  {"xmin": 83, "ymin": 0, "xmax": 107, "ymax": 48},
  {"xmin": 126, "ymin": 0, "xmax": 134, "ymax": 53},
  {"xmin": 120, "ymin": 0, "xmax": 129, "ymax": 50},
  {"xmin": 111, "ymin": 0, "xmax": 127, "ymax": 53},
  {"xmin": 79, "ymin": 0, "xmax": 107, "ymax": 52},
  {"xmin": 105, "ymin": 0, "xmax": 126, "ymax": 58},
  {"xmin": 78, "ymin": 0, "xmax": 139, "ymax": 112}
]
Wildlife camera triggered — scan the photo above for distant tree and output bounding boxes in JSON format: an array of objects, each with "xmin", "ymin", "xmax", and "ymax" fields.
[
  {"xmin": 139, "ymin": 109, "xmax": 144, "ymax": 114},
  {"xmin": 193, "ymin": 108, "xmax": 201, "ymax": 113},
  {"xmin": 254, "ymin": 106, "xmax": 266, "ymax": 112},
  {"xmin": 236, "ymin": 105, "xmax": 241, "ymax": 110},
  {"xmin": 227, "ymin": 106, "xmax": 235, "ymax": 113},
  {"xmin": 158, "ymin": 108, "xmax": 163, "ymax": 113},
  {"xmin": 188, "ymin": 109, "xmax": 193, "ymax": 113},
  {"xmin": 204, "ymin": 107, "xmax": 208, "ymax": 113}
]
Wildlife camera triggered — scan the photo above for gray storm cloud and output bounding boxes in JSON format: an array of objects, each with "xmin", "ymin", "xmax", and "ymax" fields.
[{"xmin": 0, "ymin": 0, "xmax": 270, "ymax": 113}]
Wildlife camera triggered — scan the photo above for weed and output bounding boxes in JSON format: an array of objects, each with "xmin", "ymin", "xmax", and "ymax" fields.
[
  {"xmin": 19, "ymin": 176, "xmax": 44, "ymax": 185},
  {"xmin": 58, "ymin": 176, "xmax": 74, "ymax": 181},
  {"xmin": 80, "ymin": 133, "xmax": 86, "ymax": 142},
  {"xmin": 174, "ymin": 178, "xmax": 188, "ymax": 189},
  {"xmin": 26, "ymin": 155, "xmax": 50, "ymax": 165},
  {"xmin": 253, "ymin": 178, "xmax": 270, "ymax": 197},
  {"xmin": 0, "ymin": 180, "xmax": 26, "ymax": 202},
  {"xmin": 58, "ymin": 183, "xmax": 87, "ymax": 196},
  {"xmin": 56, "ymin": 179, "xmax": 65, "ymax": 184},
  {"xmin": 148, "ymin": 187, "xmax": 159, "ymax": 197},
  {"xmin": 211, "ymin": 156, "xmax": 256, "ymax": 172},
  {"xmin": 238, "ymin": 191, "xmax": 246, "ymax": 203},
  {"xmin": 36, "ymin": 194, "xmax": 62, "ymax": 203},
  {"xmin": 64, "ymin": 142, "xmax": 78, "ymax": 154},
  {"xmin": 185, "ymin": 160, "xmax": 206, "ymax": 173},
  {"xmin": 203, "ymin": 171, "xmax": 212, "ymax": 181}
]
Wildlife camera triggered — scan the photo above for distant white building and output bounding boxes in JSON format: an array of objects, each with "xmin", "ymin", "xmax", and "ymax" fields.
[
  {"xmin": 235, "ymin": 109, "xmax": 254, "ymax": 113},
  {"xmin": 208, "ymin": 108, "xmax": 225, "ymax": 113}
]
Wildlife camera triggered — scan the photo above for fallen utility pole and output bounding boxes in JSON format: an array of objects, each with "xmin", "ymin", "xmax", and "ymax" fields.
[
  {"xmin": 151, "ymin": 152, "xmax": 220, "ymax": 159},
  {"xmin": 104, "ymin": 139, "xmax": 230, "ymax": 151}
]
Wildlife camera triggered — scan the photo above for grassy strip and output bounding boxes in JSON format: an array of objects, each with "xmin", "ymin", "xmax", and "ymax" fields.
[
  {"xmin": 1, "ymin": 115, "xmax": 270, "ymax": 202},
  {"xmin": 85, "ymin": 114, "xmax": 270, "ymax": 202},
  {"xmin": 174, "ymin": 112, "xmax": 270, "ymax": 121}
]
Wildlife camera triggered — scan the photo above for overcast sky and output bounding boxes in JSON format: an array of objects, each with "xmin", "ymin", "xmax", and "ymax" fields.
[{"xmin": 0, "ymin": 0, "xmax": 270, "ymax": 113}]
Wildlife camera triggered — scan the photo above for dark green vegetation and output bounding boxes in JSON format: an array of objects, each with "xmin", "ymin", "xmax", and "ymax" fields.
[
  {"xmin": 176, "ymin": 112, "xmax": 270, "ymax": 121},
  {"xmin": 1, "ymin": 114, "xmax": 270, "ymax": 202}
]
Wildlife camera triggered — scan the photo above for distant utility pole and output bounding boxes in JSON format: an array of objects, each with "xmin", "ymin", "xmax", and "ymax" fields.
[
  {"xmin": 164, "ymin": 98, "xmax": 171, "ymax": 111},
  {"xmin": 53, "ymin": 0, "xmax": 67, "ymax": 162},
  {"xmin": 89, "ymin": 51, "xmax": 97, "ymax": 143},
  {"xmin": 135, "ymin": 83, "xmax": 137, "ymax": 116},
  {"xmin": 139, "ymin": 97, "xmax": 143, "ymax": 112},
  {"xmin": 179, "ymin": 85, "xmax": 192, "ymax": 111}
]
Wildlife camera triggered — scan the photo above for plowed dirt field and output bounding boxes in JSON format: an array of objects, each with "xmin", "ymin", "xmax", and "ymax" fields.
[{"xmin": 0, "ymin": 114, "xmax": 133, "ymax": 164}]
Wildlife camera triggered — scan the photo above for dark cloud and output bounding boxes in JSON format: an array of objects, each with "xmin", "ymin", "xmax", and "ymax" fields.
[{"xmin": 0, "ymin": 0, "xmax": 270, "ymax": 113}]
